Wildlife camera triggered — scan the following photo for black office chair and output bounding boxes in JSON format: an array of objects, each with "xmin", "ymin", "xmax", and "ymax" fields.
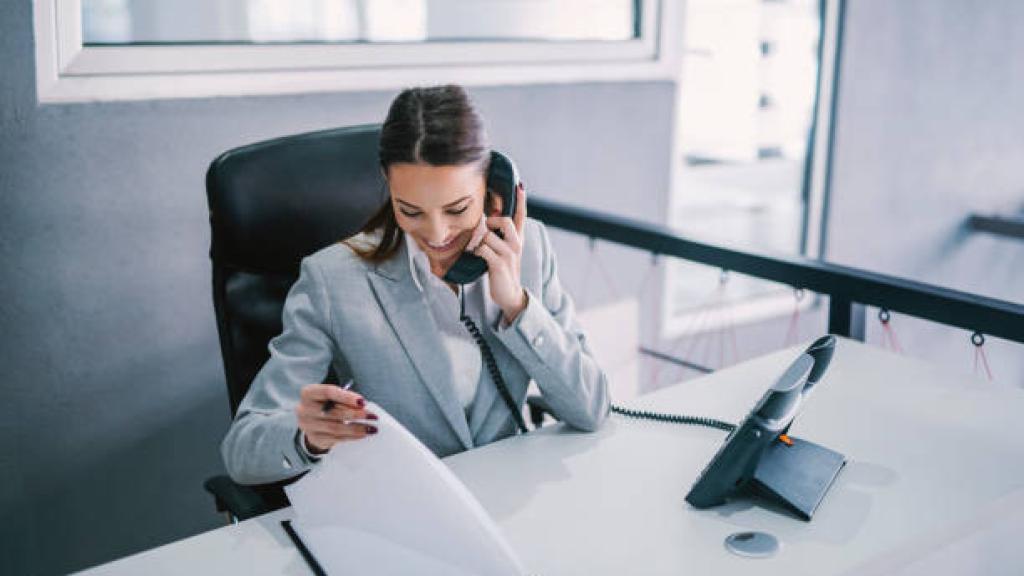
[{"xmin": 203, "ymin": 124, "xmax": 388, "ymax": 521}]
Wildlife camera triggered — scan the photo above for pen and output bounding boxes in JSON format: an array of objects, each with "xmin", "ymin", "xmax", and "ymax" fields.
[{"xmin": 321, "ymin": 379, "xmax": 354, "ymax": 414}]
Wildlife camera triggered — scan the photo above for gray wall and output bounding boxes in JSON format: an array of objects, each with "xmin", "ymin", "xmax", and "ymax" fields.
[
  {"xmin": 0, "ymin": 2, "xmax": 675, "ymax": 574},
  {"xmin": 826, "ymin": 0, "xmax": 1024, "ymax": 384}
]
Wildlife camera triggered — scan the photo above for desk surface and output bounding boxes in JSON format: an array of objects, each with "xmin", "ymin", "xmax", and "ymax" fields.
[{"xmin": 78, "ymin": 339, "xmax": 1024, "ymax": 575}]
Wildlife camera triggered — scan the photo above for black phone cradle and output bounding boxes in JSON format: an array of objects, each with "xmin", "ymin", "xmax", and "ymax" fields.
[{"xmin": 745, "ymin": 436, "xmax": 846, "ymax": 521}]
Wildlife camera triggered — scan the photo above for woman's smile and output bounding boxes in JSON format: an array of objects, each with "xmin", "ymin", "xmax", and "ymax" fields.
[
  {"xmin": 424, "ymin": 235, "xmax": 461, "ymax": 254},
  {"xmin": 415, "ymin": 229, "xmax": 474, "ymax": 272}
]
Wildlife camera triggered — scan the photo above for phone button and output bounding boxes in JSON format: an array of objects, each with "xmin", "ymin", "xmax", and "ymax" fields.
[{"xmin": 532, "ymin": 335, "xmax": 545, "ymax": 347}]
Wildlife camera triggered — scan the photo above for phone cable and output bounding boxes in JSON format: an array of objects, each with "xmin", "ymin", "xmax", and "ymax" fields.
[
  {"xmin": 459, "ymin": 289, "xmax": 530, "ymax": 434},
  {"xmin": 610, "ymin": 404, "xmax": 736, "ymax": 432},
  {"xmin": 458, "ymin": 289, "xmax": 733, "ymax": 434}
]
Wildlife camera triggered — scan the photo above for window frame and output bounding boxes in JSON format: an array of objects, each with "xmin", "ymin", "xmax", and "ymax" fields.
[
  {"xmin": 659, "ymin": 0, "xmax": 843, "ymax": 339},
  {"xmin": 34, "ymin": 0, "xmax": 678, "ymax": 103}
]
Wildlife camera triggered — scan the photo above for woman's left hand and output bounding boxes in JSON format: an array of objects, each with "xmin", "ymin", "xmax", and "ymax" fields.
[{"xmin": 474, "ymin": 183, "xmax": 528, "ymax": 324}]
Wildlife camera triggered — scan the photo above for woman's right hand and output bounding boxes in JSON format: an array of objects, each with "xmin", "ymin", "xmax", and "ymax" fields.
[{"xmin": 296, "ymin": 383, "xmax": 379, "ymax": 454}]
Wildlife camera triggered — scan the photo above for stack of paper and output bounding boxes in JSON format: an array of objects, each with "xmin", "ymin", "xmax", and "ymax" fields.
[{"xmin": 285, "ymin": 403, "xmax": 527, "ymax": 576}]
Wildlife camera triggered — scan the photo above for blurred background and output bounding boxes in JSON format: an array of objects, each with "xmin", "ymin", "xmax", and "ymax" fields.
[{"xmin": 2, "ymin": 1, "xmax": 1021, "ymax": 573}]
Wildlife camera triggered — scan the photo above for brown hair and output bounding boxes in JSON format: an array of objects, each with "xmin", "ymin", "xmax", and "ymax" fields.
[{"xmin": 349, "ymin": 85, "xmax": 490, "ymax": 262}]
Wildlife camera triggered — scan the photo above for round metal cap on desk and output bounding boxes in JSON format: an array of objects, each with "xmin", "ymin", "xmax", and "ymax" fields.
[{"xmin": 724, "ymin": 531, "xmax": 780, "ymax": 558}]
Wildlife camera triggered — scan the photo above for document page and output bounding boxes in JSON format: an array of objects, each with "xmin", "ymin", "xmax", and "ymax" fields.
[{"xmin": 284, "ymin": 403, "xmax": 526, "ymax": 576}]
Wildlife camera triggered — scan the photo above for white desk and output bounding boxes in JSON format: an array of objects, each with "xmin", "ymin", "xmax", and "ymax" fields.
[{"xmin": 78, "ymin": 339, "xmax": 1024, "ymax": 575}]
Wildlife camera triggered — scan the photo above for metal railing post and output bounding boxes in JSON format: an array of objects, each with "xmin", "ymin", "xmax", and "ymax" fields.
[{"xmin": 828, "ymin": 297, "xmax": 865, "ymax": 341}]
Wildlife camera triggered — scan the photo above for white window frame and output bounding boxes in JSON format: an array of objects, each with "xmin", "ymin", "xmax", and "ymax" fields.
[
  {"xmin": 659, "ymin": 0, "xmax": 842, "ymax": 339},
  {"xmin": 34, "ymin": 0, "xmax": 679, "ymax": 103}
]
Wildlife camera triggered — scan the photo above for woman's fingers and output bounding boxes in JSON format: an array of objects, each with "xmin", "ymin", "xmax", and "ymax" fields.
[
  {"xmin": 467, "ymin": 215, "xmax": 489, "ymax": 251},
  {"xmin": 301, "ymin": 383, "xmax": 364, "ymax": 409},
  {"xmin": 296, "ymin": 382, "xmax": 378, "ymax": 453},
  {"xmin": 476, "ymin": 231, "xmax": 527, "ymax": 319},
  {"xmin": 475, "ymin": 243, "xmax": 512, "ymax": 276},
  {"xmin": 474, "ymin": 242, "xmax": 500, "ymax": 266},
  {"xmin": 296, "ymin": 382, "xmax": 379, "ymax": 453},
  {"xmin": 311, "ymin": 419, "xmax": 378, "ymax": 439},
  {"xmin": 304, "ymin": 419, "xmax": 378, "ymax": 452},
  {"xmin": 485, "ymin": 216, "xmax": 520, "ymax": 252},
  {"xmin": 297, "ymin": 403, "xmax": 375, "ymax": 423},
  {"xmin": 479, "ymin": 233, "xmax": 519, "ymax": 265},
  {"xmin": 476, "ymin": 240, "xmax": 517, "ymax": 283},
  {"xmin": 320, "ymin": 408, "xmax": 378, "ymax": 423}
]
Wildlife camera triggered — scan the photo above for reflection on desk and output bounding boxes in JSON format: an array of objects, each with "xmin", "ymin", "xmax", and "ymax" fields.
[
  {"xmin": 843, "ymin": 487, "xmax": 1024, "ymax": 576},
  {"xmin": 77, "ymin": 339, "xmax": 1024, "ymax": 576}
]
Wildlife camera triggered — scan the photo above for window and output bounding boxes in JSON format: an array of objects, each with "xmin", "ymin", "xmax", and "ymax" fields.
[
  {"xmin": 34, "ymin": 0, "xmax": 676, "ymax": 102},
  {"xmin": 663, "ymin": 0, "xmax": 842, "ymax": 337}
]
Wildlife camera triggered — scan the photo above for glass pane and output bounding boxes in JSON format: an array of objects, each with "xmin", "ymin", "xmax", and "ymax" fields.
[
  {"xmin": 82, "ymin": 0, "xmax": 639, "ymax": 45},
  {"xmin": 671, "ymin": 0, "xmax": 823, "ymax": 317}
]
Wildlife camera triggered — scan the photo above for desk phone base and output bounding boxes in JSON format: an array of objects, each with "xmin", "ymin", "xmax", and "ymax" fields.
[{"xmin": 750, "ymin": 436, "xmax": 846, "ymax": 521}]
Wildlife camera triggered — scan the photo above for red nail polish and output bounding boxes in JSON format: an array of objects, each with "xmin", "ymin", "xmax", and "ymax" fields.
[
  {"xmin": 356, "ymin": 398, "xmax": 365, "ymax": 408},
  {"xmin": 367, "ymin": 413, "xmax": 379, "ymax": 420},
  {"xmin": 366, "ymin": 425, "xmax": 378, "ymax": 434}
]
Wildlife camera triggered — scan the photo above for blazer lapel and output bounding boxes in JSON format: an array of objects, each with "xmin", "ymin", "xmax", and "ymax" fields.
[{"xmin": 367, "ymin": 246, "xmax": 474, "ymax": 450}]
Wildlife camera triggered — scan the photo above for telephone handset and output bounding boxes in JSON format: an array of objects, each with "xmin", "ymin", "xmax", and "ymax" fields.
[
  {"xmin": 446, "ymin": 149, "xmax": 766, "ymax": 438},
  {"xmin": 443, "ymin": 150, "xmax": 519, "ymax": 286},
  {"xmin": 447, "ymin": 150, "xmax": 529, "ymax": 433}
]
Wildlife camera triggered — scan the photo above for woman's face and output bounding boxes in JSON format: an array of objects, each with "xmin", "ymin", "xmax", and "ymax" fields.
[{"xmin": 387, "ymin": 162, "xmax": 487, "ymax": 275}]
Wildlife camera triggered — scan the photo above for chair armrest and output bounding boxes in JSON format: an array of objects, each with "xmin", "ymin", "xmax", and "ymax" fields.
[
  {"xmin": 526, "ymin": 395, "xmax": 555, "ymax": 429},
  {"xmin": 203, "ymin": 475, "xmax": 278, "ymax": 522}
]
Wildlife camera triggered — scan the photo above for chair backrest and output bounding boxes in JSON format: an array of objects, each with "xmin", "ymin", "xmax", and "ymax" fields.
[{"xmin": 206, "ymin": 124, "xmax": 387, "ymax": 415}]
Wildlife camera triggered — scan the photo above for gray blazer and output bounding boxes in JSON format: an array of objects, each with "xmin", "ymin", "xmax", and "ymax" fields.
[{"xmin": 221, "ymin": 218, "xmax": 609, "ymax": 485}]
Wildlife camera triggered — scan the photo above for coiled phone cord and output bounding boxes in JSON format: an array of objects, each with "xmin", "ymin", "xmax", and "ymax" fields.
[
  {"xmin": 610, "ymin": 405, "xmax": 736, "ymax": 432},
  {"xmin": 459, "ymin": 289, "xmax": 530, "ymax": 434},
  {"xmin": 458, "ymin": 290, "xmax": 735, "ymax": 435}
]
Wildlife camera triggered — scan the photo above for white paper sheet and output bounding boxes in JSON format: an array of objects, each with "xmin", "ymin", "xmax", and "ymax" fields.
[{"xmin": 284, "ymin": 403, "xmax": 527, "ymax": 576}]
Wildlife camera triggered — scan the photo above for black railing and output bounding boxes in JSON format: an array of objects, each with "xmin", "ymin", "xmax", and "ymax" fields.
[
  {"xmin": 530, "ymin": 198, "xmax": 1024, "ymax": 345},
  {"xmin": 968, "ymin": 213, "xmax": 1024, "ymax": 242}
]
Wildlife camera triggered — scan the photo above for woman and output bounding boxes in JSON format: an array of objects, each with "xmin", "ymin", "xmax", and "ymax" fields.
[{"xmin": 222, "ymin": 85, "xmax": 609, "ymax": 485}]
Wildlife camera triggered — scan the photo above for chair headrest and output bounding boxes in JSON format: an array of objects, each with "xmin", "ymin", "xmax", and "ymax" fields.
[{"xmin": 206, "ymin": 124, "xmax": 387, "ymax": 273}]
